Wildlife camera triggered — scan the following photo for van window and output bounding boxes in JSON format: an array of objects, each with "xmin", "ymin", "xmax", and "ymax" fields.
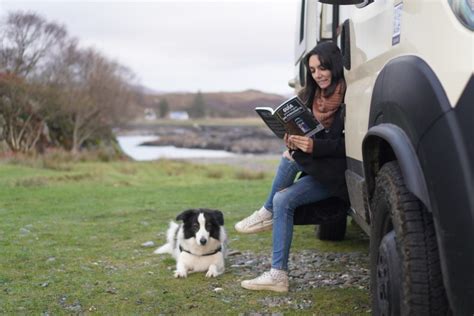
[
  {"xmin": 320, "ymin": 4, "xmax": 333, "ymax": 40},
  {"xmin": 294, "ymin": 0, "xmax": 308, "ymax": 64},
  {"xmin": 299, "ymin": 0, "xmax": 306, "ymax": 43}
]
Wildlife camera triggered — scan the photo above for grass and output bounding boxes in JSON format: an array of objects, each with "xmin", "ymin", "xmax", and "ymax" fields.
[{"xmin": 0, "ymin": 159, "xmax": 370, "ymax": 314}]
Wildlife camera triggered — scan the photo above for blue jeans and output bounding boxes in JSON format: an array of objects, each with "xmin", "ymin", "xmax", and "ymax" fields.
[{"xmin": 264, "ymin": 155, "xmax": 330, "ymax": 271}]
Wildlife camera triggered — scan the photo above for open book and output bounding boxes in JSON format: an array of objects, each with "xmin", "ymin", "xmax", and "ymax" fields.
[{"xmin": 255, "ymin": 96, "xmax": 324, "ymax": 139}]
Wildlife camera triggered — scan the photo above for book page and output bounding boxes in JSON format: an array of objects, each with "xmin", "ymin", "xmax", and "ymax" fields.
[
  {"xmin": 275, "ymin": 97, "xmax": 323, "ymax": 137},
  {"xmin": 255, "ymin": 108, "xmax": 286, "ymax": 139}
]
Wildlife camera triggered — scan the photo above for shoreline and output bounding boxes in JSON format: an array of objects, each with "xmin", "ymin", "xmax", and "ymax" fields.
[{"xmin": 116, "ymin": 123, "xmax": 285, "ymax": 155}]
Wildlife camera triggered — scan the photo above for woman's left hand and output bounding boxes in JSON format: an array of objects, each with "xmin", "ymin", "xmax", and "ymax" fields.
[{"xmin": 288, "ymin": 135, "xmax": 313, "ymax": 153}]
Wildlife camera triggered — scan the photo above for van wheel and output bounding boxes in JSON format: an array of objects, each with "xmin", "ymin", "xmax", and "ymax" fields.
[
  {"xmin": 370, "ymin": 161, "xmax": 448, "ymax": 315},
  {"xmin": 376, "ymin": 230, "xmax": 402, "ymax": 315},
  {"xmin": 316, "ymin": 216, "xmax": 347, "ymax": 241}
]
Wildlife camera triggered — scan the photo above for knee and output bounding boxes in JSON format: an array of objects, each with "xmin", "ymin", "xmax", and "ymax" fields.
[{"xmin": 272, "ymin": 190, "xmax": 290, "ymax": 214}]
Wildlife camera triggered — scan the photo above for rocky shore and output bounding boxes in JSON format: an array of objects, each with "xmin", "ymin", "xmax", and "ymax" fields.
[{"xmin": 139, "ymin": 125, "xmax": 285, "ymax": 155}]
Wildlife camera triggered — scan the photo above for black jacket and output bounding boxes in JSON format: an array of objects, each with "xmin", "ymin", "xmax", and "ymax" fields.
[{"xmin": 292, "ymin": 105, "xmax": 348, "ymax": 202}]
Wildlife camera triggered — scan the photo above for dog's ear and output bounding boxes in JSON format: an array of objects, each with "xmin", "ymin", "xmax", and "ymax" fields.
[
  {"xmin": 176, "ymin": 209, "xmax": 196, "ymax": 222},
  {"xmin": 212, "ymin": 210, "xmax": 224, "ymax": 226}
]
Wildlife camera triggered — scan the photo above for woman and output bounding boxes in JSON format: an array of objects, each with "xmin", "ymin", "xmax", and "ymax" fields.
[{"xmin": 235, "ymin": 41, "xmax": 347, "ymax": 292}]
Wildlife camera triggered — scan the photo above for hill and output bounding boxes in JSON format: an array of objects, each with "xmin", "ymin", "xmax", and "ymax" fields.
[{"xmin": 142, "ymin": 90, "xmax": 289, "ymax": 118}]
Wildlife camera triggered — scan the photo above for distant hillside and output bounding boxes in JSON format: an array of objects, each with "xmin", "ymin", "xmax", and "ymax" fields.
[{"xmin": 141, "ymin": 90, "xmax": 289, "ymax": 118}]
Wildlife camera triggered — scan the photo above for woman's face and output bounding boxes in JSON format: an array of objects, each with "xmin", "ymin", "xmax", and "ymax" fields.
[{"xmin": 309, "ymin": 54, "xmax": 332, "ymax": 89}]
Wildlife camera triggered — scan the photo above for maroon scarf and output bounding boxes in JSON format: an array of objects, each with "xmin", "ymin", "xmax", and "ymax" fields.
[{"xmin": 312, "ymin": 82, "xmax": 344, "ymax": 128}]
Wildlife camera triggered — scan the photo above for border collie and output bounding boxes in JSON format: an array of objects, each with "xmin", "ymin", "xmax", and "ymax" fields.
[{"xmin": 154, "ymin": 208, "xmax": 227, "ymax": 278}]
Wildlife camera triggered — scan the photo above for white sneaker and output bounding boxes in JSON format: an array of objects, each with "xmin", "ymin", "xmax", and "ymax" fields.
[
  {"xmin": 234, "ymin": 209, "xmax": 272, "ymax": 234},
  {"xmin": 241, "ymin": 271, "xmax": 289, "ymax": 292}
]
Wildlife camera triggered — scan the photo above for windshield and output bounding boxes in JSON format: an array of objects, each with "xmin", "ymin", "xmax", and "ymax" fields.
[{"xmin": 448, "ymin": 0, "xmax": 474, "ymax": 31}]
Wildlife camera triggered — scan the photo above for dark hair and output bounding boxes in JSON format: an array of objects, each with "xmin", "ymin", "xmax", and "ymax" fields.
[{"xmin": 298, "ymin": 41, "xmax": 346, "ymax": 106}]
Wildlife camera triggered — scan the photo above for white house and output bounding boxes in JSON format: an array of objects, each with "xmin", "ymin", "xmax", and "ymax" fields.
[
  {"xmin": 144, "ymin": 108, "xmax": 156, "ymax": 120},
  {"xmin": 169, "ymin": 111, "xmax": 189, "ymax": 120}
]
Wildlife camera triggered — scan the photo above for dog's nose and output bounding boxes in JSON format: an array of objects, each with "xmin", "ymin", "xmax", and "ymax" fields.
[{"xmin": 200, "ymin": 237, "xmax": 207, "ymax": 245}]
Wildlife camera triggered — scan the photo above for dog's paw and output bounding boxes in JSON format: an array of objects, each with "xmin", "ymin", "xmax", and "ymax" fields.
[
  {"xmin": 174, "ymin": 269, "xmax": 187, "ymax": 278},
  {"xmin": 205, "ymin": 265, "xmax": 221, "ymax": 278}
]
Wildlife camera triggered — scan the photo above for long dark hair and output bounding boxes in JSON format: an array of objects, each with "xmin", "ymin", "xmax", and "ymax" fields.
[{"xmin": 298, "ymin": 41, "xmax": 345, "ymax": 107}]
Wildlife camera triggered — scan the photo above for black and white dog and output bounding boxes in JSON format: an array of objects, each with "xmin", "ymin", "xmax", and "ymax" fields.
[{"xmin": 154, "ymin": 209, "xmax": 227, "ymax": 278}]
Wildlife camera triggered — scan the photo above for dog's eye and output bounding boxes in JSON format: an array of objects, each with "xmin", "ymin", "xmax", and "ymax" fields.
[{"xmin": 192, "ymin": 223, "xmax": 199, "ymax": 231}]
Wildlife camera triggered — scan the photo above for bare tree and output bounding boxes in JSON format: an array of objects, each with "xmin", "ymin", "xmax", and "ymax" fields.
[
  {"xmin": 0, "ymin": 11, "xmax": 67, "ymax": 77},
  {"xmin": 0, "ymin": 11, "xmax": 139, "ymax": 154},
  {"xmin": 48, "ymin": 44, "xmax": 137, "ymax": 153},
  {"xmin": 0, "ymin": 11, "xmax": 67, "ymax": 152},
  {"xmin": 0, "ymin": 73, "xmax": 52, "ymax": 152}
]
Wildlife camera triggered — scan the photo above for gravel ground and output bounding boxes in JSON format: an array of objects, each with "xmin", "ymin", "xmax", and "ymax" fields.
[{"xmin": 228, "ymin": 249, "xmax": 369, "ymax": 292}]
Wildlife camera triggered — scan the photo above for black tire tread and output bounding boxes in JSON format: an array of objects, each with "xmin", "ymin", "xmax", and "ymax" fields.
[{"xmin": 371, "ymin": 161, "xmax": 448, "ymax": 315}]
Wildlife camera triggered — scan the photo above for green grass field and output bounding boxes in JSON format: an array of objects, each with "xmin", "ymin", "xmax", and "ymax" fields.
[{"xmin": 0, "ymin": 159, "xmax": 370, "ymax": 314}]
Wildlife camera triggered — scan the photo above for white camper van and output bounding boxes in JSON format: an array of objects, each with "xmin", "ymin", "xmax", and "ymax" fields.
[{"xmin": 291, "ymin": 0, "xmax": 473, "ymax": 314}]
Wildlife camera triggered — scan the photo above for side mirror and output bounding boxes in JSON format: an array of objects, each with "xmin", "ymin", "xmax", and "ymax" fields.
[{"xmin": 318, "ymin": 0, "xmax": 364, "ymax": 4}]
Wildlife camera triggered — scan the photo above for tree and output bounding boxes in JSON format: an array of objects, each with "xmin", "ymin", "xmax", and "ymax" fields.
[
  {"xmin": 158, "ymin": 98, "xmax": 169, "ymax": 118},
  {"xmin": 47, "ymin": 43, "xmax": 136, "ymax": 153},
  {"xmin": 0, "ymin": 73, "xmax": 53, "ymax": 152},
  {"xmin": 0, "ymin": 11, "xmax": 139, "ymax": 155},
  {"xmin": 189, "ymin": 90, "xmax": 206, "ymax": 118},
  {"xmin": 0, "ymin": 11, "xmax": 67, "ymax": 77},
  {"xmin": 0, "ymin": 11, "xmax": 67, "ymax": 152}
]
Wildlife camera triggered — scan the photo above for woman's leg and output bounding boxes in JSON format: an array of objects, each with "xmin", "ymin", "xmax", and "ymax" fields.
[
  {"xmin": 263, "ymin": 152, "xmax": 302, "ymax": 212},
  {"xmin": 235, "ymin": 151, "xmax": 302, "ymax": 234},
  {"xmin": 241, "ymin": 175, "xmax": 331, "ymax": 292},
  {"xmin": 271, "ymin": 175, "xmax": 331, "ymax": 271}
]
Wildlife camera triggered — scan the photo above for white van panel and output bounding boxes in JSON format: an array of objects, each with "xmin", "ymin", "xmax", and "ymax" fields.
[{"xmin": 344, "ymin": 0, "xmax": 473, "ymax": 161}]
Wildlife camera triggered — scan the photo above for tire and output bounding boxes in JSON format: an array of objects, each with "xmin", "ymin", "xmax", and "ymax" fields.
[
  {"xmin": 377, "ymin": 230, "xmax": 402, "ymax": 316},
  {"xmin": 370, "ymin": 161, "xmax": 448, "ymax": 315},
  {"xmin": 316, "ymin": 216, "xmax": 347, "ymax": 241}
]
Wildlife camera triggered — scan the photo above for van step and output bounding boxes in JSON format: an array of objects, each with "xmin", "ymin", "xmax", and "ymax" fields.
[{"xmin": 293, "ymin": 197, "xmax": 348, "ymax": 225}]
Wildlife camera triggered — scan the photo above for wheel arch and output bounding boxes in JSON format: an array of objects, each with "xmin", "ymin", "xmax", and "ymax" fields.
[
  {"xmin": 363, "ymin": 124, "xmax": 431, "ymax": 211},
  {"xmin": 362, "ymin": 55, "xmax": 452, "ymax": 212}
]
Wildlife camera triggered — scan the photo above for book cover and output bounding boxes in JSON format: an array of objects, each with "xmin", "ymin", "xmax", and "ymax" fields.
[{"xmin": 255, "ymin": 96, "xmax": 323, "ymax": 139}]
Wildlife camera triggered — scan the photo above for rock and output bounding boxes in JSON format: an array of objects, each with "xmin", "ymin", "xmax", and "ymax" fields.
[
  {"xmin": 139, "ymin": 125, "xmax": 284, "ymax": 155},
  {"xmin": 141, "ymin": 241, "xmax": 155, "ymax": 247},
  {"xmin": 106, "ymin": 287, "xmax": 117, "ymax": 294},
  {"xmin": 19, "ymin": 228, "xmax": 30, "ymax": 235},
  {"xmin": 227, "ymin": 250, "xmax": 242, "ymax": 256}
]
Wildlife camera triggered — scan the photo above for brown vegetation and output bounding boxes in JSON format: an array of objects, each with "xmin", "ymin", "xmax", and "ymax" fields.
[
  {"xmin": 142, "ymin": 89, "xmax": 288, "ymax": 118},
  {"xmin": 0, "ymin": 11, "xmax": 139, "ymax": 154}
]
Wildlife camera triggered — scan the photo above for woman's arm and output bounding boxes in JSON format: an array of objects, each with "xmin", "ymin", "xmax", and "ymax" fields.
[
  {"xmin": 288, "ymin": 134, "xmax": 345, "ymax": 158},
  {"xmin": 311, "ymin": 136, "xmax": 345, "ymax": 158},
  {"xmin": 289, "ymin": 109, "xmax": 346, "ymax": 158}
]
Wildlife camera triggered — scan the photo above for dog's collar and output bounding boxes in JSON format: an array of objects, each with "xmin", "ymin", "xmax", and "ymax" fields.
[{"xmin": 179, "ymin": 245, "xmax": 222, "ymax": 257}]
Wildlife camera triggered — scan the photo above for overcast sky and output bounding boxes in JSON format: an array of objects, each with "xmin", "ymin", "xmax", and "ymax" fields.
[{"xmin": 0, "ymin": 0, "xmax": 297, "ymax": 95}]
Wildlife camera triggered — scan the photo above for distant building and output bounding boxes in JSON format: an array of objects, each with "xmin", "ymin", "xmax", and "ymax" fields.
[
  {"xmin": 169, "ymin": 111, "xmax": 189, "ymax": 120},
  {"xmin": 144, "ymin": 108, "xmax": 156, "ymax": 120}
]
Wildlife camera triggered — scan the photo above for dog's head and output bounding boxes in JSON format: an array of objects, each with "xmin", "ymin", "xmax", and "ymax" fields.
[{"xmin": 176, "ymin": 208, "xmax": 224, "ymax": 246}]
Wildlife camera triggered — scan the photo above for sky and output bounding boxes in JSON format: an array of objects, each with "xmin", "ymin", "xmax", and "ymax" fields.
[{"xmin": 0, "ymin": 0, "xmax": 298, "ymax": 95}]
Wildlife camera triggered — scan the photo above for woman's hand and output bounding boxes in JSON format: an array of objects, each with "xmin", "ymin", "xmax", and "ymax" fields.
[
  {"xmin": 288, "ymin": 135, "xmax": 313, "ymax": 153},
  {"xmin": 284, "ymin": 133, "xmax": 297, "ymax": 150}
]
